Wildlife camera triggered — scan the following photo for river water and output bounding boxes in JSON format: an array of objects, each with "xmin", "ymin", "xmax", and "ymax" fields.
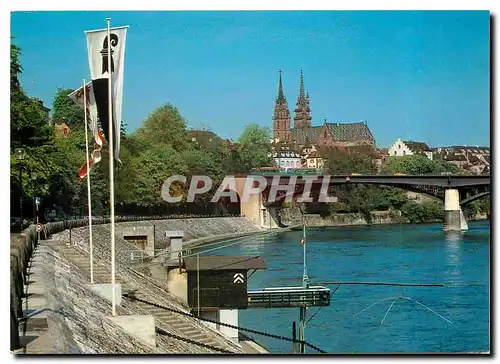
[{"xmin": 198, "ymin": 220, "xmax": 490, "ymax": 354}]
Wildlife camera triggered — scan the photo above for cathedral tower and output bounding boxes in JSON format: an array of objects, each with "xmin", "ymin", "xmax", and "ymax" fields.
[
  {"xmin": 293, "ymin": 70, "xmax": 312, "ymax": 129},
  {"xmin": 272, "ymin": 70, "xmax": 291, "ymax": 141}
]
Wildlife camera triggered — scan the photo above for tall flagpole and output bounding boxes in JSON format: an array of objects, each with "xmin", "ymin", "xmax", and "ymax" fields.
[
  {"xmin": 83, "ymin": 79, "xmax": 94, "ymax": 284},
  {"xmin": 106, "ymin": 17, "xmax": 117, "ymax": 317}
]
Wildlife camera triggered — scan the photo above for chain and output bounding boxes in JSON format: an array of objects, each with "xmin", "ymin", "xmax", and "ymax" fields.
[
  {"xmin": 155, "ymin": 326, "xmax": 233, "ymax": 354},
  {"xmin": 123, "ymin": 293, "xmax": 327, "ymax": 354}
]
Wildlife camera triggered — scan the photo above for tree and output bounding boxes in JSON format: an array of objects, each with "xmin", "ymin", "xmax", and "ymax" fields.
[
  {"xmin": 323, "ymin": 149, "xmax": 376, "ymax": 175},
  {"xmin": 10, "ymin": 40, "xmax": 52, "ymax": 147},
  {"xmin": 130, "ymin": 143, "xmax": 187, "ymax": 204},
  {"xmin": 51, "ymin": 88, "xmax": 84, "ymax": 129},
  {"xmin": 381, "ymin": 155, "xmax": 458, "ymax": 175},
  {"xmin": 135, "ymin": 104, "xmax": 188, "ymax": 152},
  {"xmin": 237, "ymin": 124, "xmax": 273, "ymax": 171}
]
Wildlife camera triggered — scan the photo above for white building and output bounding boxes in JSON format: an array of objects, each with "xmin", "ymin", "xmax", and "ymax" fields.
[
  {"xmin": 271, "ymin": 143, "xmax": 302, "ymax": 169},
  {"xmin": 388, "ymin": 138, "xmax": 433, "ymax": 160}
]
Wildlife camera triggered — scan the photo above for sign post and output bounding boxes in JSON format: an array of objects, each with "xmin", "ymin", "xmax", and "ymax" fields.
[{"xmin": 35, "ymin": 197, "xmax": 41, "ymax": 241}]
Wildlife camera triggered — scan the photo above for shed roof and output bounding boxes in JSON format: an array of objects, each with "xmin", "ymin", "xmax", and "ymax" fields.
[{"xmin": 184, "ymin": 256, "xmax": 266, "ymax": 271}]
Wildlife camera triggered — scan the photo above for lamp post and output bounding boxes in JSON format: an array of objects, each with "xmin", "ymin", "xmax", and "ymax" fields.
[
  {"xmin": 15, "ymin": 148, "xmax": 26, "ymax": 229},
  {"xmin": 31, "ymin": 172, "xmax": 37, "ymax": 224}
]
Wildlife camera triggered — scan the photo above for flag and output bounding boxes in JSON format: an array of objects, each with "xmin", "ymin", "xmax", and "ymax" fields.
[
  {"xmin": 68, "ymin": 82, "xmax": 105, "ymax": 182},
  {"xmin": 68, "ymin": 82, "xmax": 104, "ymax": 147},
  {"xmin": 85, "ymin": 25, "xmax": 128, "ymax": 161}
]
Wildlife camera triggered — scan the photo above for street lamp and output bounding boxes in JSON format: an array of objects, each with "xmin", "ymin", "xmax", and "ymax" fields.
[
  {"xmin": 31, "ymin": 172, "xmax": 38, "ymax": 224},
  {"xmin": 15, "ymin": 148, "xmax": 26, "ymax": 229}
]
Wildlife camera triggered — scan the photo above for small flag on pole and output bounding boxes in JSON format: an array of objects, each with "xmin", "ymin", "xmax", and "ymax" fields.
[{"xmin": 68, "ymin": 82, "xmax": 104, "ymax": 182}]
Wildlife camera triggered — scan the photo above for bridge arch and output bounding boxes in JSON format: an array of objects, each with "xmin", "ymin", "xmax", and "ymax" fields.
[{"xmin": 460, "ymin": 191, "xmax": 490, "ymax": 206}]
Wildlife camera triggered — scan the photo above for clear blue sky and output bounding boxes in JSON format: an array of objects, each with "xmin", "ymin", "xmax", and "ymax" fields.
[{"xmin": 11, "ymin": 10, "xmax": 490, "ymax": 148}]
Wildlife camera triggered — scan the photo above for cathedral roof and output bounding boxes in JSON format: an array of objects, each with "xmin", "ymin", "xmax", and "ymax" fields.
[
  {"xmin": 290, "ymin": 126, "xmax": 323, "ymax": 145},
  {"xmin": 325, "ymin": 122, "xmax": 375, "ymax": 143},
  {"xmin": 291, "ymin": 122, "xmax": 375, "ymax": 145}
]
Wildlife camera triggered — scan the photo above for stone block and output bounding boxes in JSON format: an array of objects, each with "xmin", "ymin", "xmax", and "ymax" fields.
[
  {"xmin": 88, "ymin": 283, "xmax": 122, "ymax": 306},
  {"xmin": 109, "ymin": 315, "xmax": 156, "ymax": 347}
]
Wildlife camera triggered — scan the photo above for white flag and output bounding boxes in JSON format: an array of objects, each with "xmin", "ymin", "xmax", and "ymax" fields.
[
  {"xmin": 68, "ymin": 82, "xmax": 105, "ymax": 182},
  {"xmin": 85, "ymin": 25, "xmax": 127, "ymax": 161},
  {"xmin": 68, "ymin": 82, "xmax": 103, "ymax": 147}
]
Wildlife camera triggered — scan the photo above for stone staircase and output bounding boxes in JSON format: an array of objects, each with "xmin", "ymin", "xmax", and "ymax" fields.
[
  {"xmin": 125, "ymin": 294, "xmax": 225, "ymax": 348},
  {"xmin": 48, "ymin": 242, "xmax": 239, "ymax": 353},
  {"xmin": 50, "ymin": 243, "xmax": 132, "ymax": 292}
]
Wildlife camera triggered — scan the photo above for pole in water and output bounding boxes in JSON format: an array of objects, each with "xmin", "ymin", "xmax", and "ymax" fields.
[
  {"xmin": 299, "ymin": 222, "xmax": 308, "ymax": 353},
  {"xmin": 302, "ymin": 223, "xmax": 308, "ymax": 288},
  {"xmin": 292, "ymin": 321, "xmax": 297, "ymax": 353}
]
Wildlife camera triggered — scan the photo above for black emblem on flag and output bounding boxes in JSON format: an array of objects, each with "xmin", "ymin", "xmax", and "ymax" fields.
[{"xmin": 100, "ymin": 33, "xmax": 118, "ymax": 74}]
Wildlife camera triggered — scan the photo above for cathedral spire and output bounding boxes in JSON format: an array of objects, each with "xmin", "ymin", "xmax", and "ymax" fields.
[
  {"xmin": 294, "ymin": 69, "xmax": 312, "ymax": 129},
  {"xmin": 273, "ymin": 69, "xmax": 291, "ymax": 141},
  {"xmin": 277, "ymin": 69, "xmax": 285, "ymax": 102},
  {"xmin": 299, "ymin": 69, "xmax": 305, "ymax": 100}
]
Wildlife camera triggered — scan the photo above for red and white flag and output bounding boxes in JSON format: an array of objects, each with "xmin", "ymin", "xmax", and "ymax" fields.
[{"xmin": 68, "ymin": 82, "xmax": 105, "ymax": 182}]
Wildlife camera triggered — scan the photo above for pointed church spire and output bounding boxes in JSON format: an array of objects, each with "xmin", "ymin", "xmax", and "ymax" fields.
[
  {"xmin": 277, "ymin": 69, "xmax": 285, "ymax": 102},
  {"xmin": 299, "ymin": 69, "xmax": 305, "ymax": 100},
  {"xmin": 294, "ymin": 69, "xmax": 312, "ymax": 129}
]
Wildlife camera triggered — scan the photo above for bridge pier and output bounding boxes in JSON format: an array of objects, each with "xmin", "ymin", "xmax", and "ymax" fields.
[{"xmin": 444, "ymin": 189, "xmax": 468, "ymax": 231}]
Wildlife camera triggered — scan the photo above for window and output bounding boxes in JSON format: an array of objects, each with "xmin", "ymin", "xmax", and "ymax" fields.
[
  {"xmin": 403, "ymin": 151, "xmax": 406, "ymax": 156},
  {"xmin": 398, "ymin": 144, "xmax": 401, "ymax": 149}
]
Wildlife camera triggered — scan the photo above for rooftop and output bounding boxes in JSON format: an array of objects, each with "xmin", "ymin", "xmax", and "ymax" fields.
[{"xmin": 184, "ymin": 256, "xmax": 266, "ymax": 271}]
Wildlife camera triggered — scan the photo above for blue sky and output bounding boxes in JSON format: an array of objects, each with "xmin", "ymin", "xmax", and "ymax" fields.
[{"xmin": 11, "ymin": 10, "xmax": 490, "ymax": 148}]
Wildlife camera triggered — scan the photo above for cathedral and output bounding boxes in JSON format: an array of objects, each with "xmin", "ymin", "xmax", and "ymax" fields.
[{"xmin": 272, "ymin": 70, "xmax": 376, "ymax": 149}]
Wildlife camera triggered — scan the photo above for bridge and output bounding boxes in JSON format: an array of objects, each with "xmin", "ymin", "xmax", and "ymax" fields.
[{"xmin": 233, "ymin": 174, "xmax": 490, "ymax": 232}]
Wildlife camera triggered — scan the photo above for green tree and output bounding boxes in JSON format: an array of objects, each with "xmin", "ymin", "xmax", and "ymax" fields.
[
  {"xmin": 322, "ymin": 148, "xmax": 376, "ymax": 175},
  {"xmin": 51, "ymin": 88, "xmax": 85, "ymax": 129},
  {"xmin": 237, "ymin": 124, "xmax": 273, "ymax": 171},
  {"xmin": 135, "ymin": 104, "xmax": 188, "ymax": 152},
  {"xmin": 10, "ymin": 40, "xmax": 52, "ymax": 147},
  {"xmin": 382, "ymin": 155, "xmax": 459, "ymax": 175}
]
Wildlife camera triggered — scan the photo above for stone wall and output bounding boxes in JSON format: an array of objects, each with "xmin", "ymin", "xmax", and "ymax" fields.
[
  {"xmin": 283, "ymin": 210, "xmax": 403, "ymax": 228},
  {"xmin": 11, "ymin": 217, "xmax": 249, "ymax": 353}
]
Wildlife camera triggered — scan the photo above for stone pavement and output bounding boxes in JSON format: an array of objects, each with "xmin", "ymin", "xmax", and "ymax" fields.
[{"xmin": 18, "ymin": 243, "xmax": 52, "ymax": 354}]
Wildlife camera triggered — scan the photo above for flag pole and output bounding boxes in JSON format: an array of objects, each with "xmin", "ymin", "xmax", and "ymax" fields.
[
  {"xmin": 106, "ymin": 17, "xmax": 117, "ymax": 317},
  {"xmin": 83, "ymin": 79, "xmax": 94, "ymax": 284}
]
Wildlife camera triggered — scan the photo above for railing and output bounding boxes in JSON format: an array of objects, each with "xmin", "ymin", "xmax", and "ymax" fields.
[
  {"xmin": 44, "ymin": 213, "xmax": 245, "ymax": 224},
  {"xmin": 247, "ymin": 286, "xmax": 331, "ymax": 309}
]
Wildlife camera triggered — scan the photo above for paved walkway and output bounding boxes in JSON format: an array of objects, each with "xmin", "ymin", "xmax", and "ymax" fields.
[
  {"xmin": 18, "ymin": 243, "xmax": 52, "ymax": 354},
  {"xmin": 15, "ymin": 238, "xmax": 267, "ymax": 354}
]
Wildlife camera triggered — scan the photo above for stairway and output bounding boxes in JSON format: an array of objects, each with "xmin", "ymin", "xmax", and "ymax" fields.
[
  {"xmin": 50, "ymin": 242, "xmax": 237, "ymax": 353},
  {"xmin": 124, "ymin": 294, "xmax": 225, "ymax": 348}
]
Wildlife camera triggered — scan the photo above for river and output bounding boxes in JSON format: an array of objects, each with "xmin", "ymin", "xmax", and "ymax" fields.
[{"xmin": 197, "ymin": 220, "xmax": 490, "ymax": 354}]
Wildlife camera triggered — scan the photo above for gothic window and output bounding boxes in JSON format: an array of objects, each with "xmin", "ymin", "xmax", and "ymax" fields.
[{"xmin": 398, "ymin": 144, "xmax": 401, "ymax": 149}]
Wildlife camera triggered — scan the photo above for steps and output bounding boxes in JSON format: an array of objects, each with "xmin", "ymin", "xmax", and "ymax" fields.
[{"xmin": 124, "ymin": 292, "xmax": 228, "ymax": 349}]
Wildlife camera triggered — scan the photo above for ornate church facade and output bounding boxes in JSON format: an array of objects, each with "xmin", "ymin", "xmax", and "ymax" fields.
[{"xmin": 272, "ymin": 70, "xmax": 376, "ymax": 149}]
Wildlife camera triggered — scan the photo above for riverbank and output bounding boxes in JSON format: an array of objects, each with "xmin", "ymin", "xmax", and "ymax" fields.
[{"xmin": 282, "ymin": 209, "xmax": 488, "ymax": 229}]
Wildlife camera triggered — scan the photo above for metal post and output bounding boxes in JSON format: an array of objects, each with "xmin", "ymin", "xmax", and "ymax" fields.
[
  {"xmin": 83, "ymin": 78, "xmax": 94, "ymax": 284},
  {"xmin": 299, "ymin": 306, "xmax": 306, "ymax": 354},
  {"xmin": 197, "ymin": 253, "xmax": 200, "ymax": 317},
  {"xmin": 106, "ymin": 17, "xmax": 117, "ymax": 317},
  {"xmin": 19, "ymin": 165, "xmax": 23, "ymax": 230},
  {"xmin": 292, "ymin": 321, "xmax": 297, "ymax": 353}
]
